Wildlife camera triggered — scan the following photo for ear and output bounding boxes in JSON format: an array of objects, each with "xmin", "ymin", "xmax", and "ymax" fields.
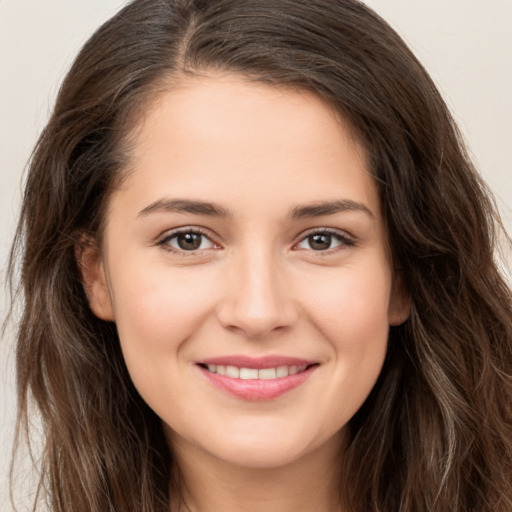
[
  {"xmin": 388, "ymin": 273, "xmax": 410, "ymax": 326},
  {"xmin": 75, "ymin": 238, "xmax": 115, "ymax": 321}
]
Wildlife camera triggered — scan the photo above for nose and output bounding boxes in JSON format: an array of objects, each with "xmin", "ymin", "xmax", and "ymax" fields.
[{"xmin": 216, "ymin": 248, "xmax": 298, "ymax": 339}]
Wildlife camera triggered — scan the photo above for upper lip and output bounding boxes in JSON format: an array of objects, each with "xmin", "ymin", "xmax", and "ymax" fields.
[{"xmin": 196, "ymin": 355, "xmax": 317, "ymax": 369}]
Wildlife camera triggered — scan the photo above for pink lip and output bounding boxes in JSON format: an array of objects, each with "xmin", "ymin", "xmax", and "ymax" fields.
[
  {"xmin": 197, "ymin": 355, "xmax": 315, "ymax": 369},
  {"xmin": 196, "ymin": 355, "xmax": 318, "ymax": 401}
]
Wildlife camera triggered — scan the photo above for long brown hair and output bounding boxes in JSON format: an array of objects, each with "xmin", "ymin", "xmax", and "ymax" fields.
[{"xmin": 9, "ymin": 0, "xmax": 512, "ymax": 510}]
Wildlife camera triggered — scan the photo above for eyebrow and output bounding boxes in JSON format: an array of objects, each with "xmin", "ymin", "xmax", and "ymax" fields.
[
  {"xmin": 289, "ymin": 199, "xmax": 374, "ymax": 220},
  {"xmin": 138, "ymin": 197, "xmax": 374, "ymax": 220},
  {"xmin": 138, "ymin": 199, "xmax": 231, "ymax": 218}
]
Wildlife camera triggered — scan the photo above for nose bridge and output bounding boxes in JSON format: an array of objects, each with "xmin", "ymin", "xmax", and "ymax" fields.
[{"xmin": 217, "ymin": 242, "xmax": 296, "ymax": 338}]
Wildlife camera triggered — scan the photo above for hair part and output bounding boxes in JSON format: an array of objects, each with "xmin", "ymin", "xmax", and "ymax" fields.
[{"xmin": 8, "ymin": 0, "xmax": 512, "ymax": 511}]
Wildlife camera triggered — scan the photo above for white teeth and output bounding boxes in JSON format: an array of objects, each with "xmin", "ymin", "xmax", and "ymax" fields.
[
  {"xmin": 225, "ymin": 365, "xmax": 240, "ymax": 378},
  {"xmin": 204, "ymin": 364, "xmax": 310, "ymax": 380},
  {"xmin": 240, "ymin": 368, "xmax": 259, "ymax": 380},
  {"xmin": 276, "ymin": 366, "xmax": 289, "ymax": 378},
  {"xmin": 258, "ymin": 368, "xmax": 277, "ymax": 380}
]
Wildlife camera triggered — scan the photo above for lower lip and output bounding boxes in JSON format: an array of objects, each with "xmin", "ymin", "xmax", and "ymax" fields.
[{"xmin": 198, "ymin": 365, "xmax": 317, "ymax": 400}]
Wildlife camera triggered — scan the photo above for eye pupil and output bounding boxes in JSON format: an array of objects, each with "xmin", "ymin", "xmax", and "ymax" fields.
[
  {"xmin": 177, "ymin": 232, "xmax": 202, "ymax": 250},
  {"xmin": 309, "ymin": 234, "xmax": 331, "ymax": 250}
]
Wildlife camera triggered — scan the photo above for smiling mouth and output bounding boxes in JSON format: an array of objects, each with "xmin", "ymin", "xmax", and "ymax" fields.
[
  {"xmin": 198, "ymin": 363, "xmax": 316, "ymax": 380},
  {"xmin": 196, "ymin": 356, "xmax": 319, "ymax": 400}
]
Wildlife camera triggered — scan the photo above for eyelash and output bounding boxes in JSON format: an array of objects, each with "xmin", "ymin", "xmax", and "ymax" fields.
[
  {"xmin": 294, "ymin": 228, "xmax": 356, "ymax": 253},
  {"xmin": 158, "ymin": 227, "xmax": 218, "ymax": 255},
  {"xmin": 157, "ymin": 227, "xmax": 356, "ymax": 255}
]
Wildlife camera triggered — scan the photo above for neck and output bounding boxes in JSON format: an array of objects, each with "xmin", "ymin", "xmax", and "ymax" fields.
[{"xmin": 169, "ymin": 432, "xmax": 346, "ymax": 512}]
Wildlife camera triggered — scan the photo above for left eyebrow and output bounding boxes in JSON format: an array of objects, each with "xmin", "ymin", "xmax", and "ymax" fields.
[
  {"xmin": 289, "ymin": 199, "xmax": 375, "ymax": 220},
  {"xmin": 137, "ymin": 198, "xmax": 231, "ymax": 218}
]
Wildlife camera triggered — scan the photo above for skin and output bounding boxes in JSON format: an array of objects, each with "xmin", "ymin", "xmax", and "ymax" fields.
[{"xmin": 80, "ymin": 74, "xmax": 409, "ymax": 512}]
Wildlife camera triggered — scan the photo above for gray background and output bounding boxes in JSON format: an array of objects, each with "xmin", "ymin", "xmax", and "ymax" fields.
[{"xmin": 1, "ymin": 1, "xmax": 511, "ymax": 508}]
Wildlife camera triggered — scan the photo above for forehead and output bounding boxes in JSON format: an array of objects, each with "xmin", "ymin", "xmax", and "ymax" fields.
[{"xmin": 112, "ymin": 73, "xmax": 379, "ymax": 220}]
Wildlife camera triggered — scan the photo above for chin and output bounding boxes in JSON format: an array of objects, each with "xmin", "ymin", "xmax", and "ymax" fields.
[
  {"xmin": 215, "ymin": 439, "xmax": 309, "ymax": 469},
  {"xmin": 168, "ymin": 418, "xmax": 347, "ymax": 471}
]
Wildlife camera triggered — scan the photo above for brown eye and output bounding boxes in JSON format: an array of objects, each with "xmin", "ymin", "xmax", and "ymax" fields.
[
  {"xmin": 307, "ymin": 233, "xmax": 333, "ymax": 251},
  {"xmin": 176, "ymin": 232, "xmax": 202, "ymax": 250},
  {"xmin": 163, "ymin": 230, "xmax": 215, "ymax": 252},
  {"xmin": 295, "ymin": 230, "xmax": 355, "ymax": 252}
]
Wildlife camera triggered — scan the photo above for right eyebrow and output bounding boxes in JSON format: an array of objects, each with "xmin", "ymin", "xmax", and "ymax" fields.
[{"xmin": 137, "ymin": 198, "xmax": 231, "ymax": 218}]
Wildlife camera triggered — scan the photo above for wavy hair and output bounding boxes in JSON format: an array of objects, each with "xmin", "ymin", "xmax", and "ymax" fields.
[{"xmin": 9, "ymin": 0, "xmax": 512, "ymax": 510}]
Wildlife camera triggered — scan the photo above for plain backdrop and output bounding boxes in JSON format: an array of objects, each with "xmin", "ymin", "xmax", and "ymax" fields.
[{"xmin": 1, "ymin": 1, "xmax": 511, "ymax": 509}]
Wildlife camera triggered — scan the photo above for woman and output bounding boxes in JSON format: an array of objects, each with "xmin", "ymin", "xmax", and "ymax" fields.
[{"xmin": 8, "ymin": 0, "xmax": 512, "ymax": 511}]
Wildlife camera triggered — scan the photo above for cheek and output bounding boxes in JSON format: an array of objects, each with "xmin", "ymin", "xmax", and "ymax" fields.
[
  {"xmin": 108, "ymin": 261, "xmax": 219, "ymax": 373},
  {"xmin": 299, "ymin": 261, "xmax": 392, "ymax": 344},
  {"xmin": 107, "ymin": 261, "xmax": 224, "ymax": 420},
  {"xmin": 299, "ymin": 261, "xmax": 391, "ymax": 384},
  {"xmin": 299, "ymin": 265, "xmax": 391, "ymax": 420}
]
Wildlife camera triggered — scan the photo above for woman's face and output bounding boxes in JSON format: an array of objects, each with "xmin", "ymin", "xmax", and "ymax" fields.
[{"xmin": 82, "ymin": 74, "xmax": 409, "ymax": 469}]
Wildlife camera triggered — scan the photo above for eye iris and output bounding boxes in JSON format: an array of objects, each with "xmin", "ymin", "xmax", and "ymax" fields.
[
  {"xmin": 309, "ymin": 233, "xmax": 332, "ymax": 250},
  {"xmin": 177, "ymin": 232, "xmax": 202, "ymax": 250}
]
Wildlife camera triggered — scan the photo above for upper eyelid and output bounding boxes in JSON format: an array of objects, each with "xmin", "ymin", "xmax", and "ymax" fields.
[
  {"xmin": 159, "ymin": 226, "xmax": 214, "ymax": 240},
  {"xmin": 158, "ymin": 226, "xmax": 220, "ymax": 248},
  {"xmin": 292, "ymin": 228, "xmax": 357, "ymax": 252},
  {"xmin": 295, "ymin": 227, "xmax": 355, "ymax": 242}
]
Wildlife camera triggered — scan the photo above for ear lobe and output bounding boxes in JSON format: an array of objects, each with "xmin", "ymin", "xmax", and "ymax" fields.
[
  {"xmin": 75, "ymin": 239, "xmax": 115, "ymax": 321},
  {"xmin": 388, "ymin": 274, "xmax": 410, "ymax": 326}
]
